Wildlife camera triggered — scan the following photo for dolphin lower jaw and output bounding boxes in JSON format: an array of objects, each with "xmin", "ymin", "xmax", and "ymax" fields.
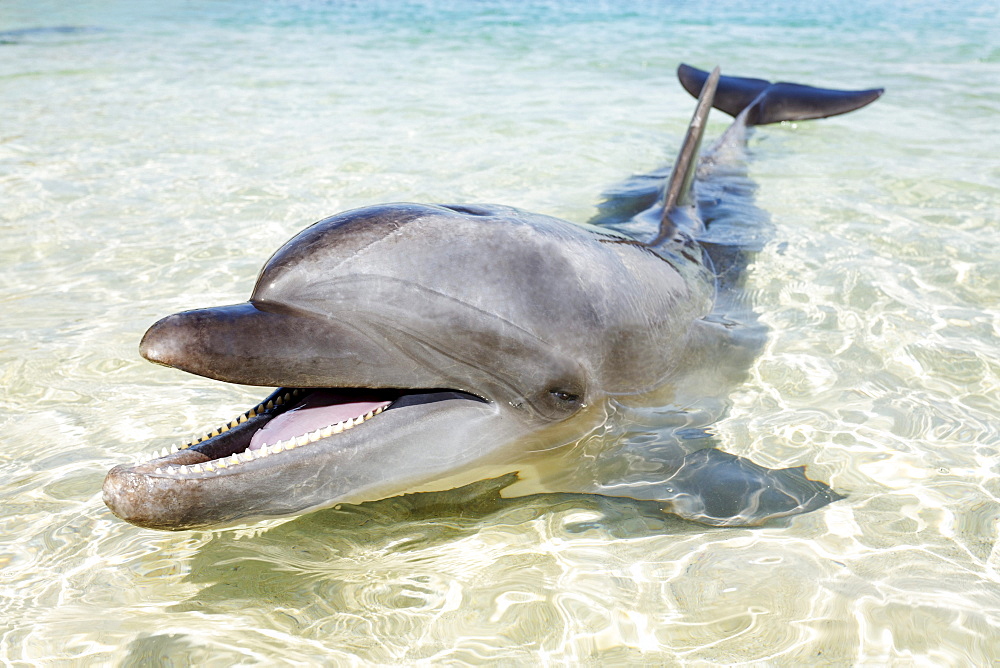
[{"xmin": 101, "ymin": 387, "xmax": 492, "ymax": 529}]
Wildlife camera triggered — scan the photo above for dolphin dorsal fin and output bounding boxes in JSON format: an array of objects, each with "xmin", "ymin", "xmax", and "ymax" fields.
[{"xmin": 650, "ymin": 66, "xmax": 720, "ymax": 246}]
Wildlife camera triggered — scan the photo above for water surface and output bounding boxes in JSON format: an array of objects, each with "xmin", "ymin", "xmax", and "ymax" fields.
[{"xmin": 2, "ymin": 0, "xmax": 999, "ymax": 663}]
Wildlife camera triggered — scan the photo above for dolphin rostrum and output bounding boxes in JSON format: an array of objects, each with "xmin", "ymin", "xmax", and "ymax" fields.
[{"xmin": 103, "ymin": 65, "xmax": 883, "ymax": 530}]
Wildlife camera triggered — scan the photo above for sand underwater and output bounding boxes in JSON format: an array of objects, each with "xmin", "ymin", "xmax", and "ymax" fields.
[{"xmin": 2, "ymin": 0, "xmax": 999, "ymax": 664}]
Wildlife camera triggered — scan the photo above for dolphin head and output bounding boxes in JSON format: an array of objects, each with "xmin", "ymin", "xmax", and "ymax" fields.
[
  {"xmin": 104, "ymin": 203, "xmax": 710, "ymax": 529},
  {"xmin": 140, "ymin": 204, "xmax": 592, "ymax": 424}
]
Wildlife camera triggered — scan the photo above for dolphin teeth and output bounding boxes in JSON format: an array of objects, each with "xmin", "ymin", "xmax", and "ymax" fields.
[
  {"xmin": 154, "ymin": 467, "xmax": 163, "ymax": 474},
  {"xmin": 147, "ymin": 390, "xmax": 391, "ymax": 470}
]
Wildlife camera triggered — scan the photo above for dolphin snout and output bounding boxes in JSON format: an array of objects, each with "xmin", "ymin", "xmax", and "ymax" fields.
[{"xmin": 139, "ymin": 313, "xmax": 194, "ymax": 368}]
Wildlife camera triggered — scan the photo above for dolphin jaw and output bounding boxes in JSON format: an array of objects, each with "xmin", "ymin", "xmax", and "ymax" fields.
[
  {"xmin": 145, "ymin": 401, "xmax": 389, "ymax": 478},
  {"xmin": 102, "ymin": 385, "xmax": 492, "ymax": 528},
  {"xmin": 118, "ymin": 387, "xmax": 419, "ymax": 478}
]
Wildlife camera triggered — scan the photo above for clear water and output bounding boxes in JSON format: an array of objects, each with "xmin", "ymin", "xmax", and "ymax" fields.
[{"xmin": 2, "ymin": 0, "xmax": 999, "ymax": 663}]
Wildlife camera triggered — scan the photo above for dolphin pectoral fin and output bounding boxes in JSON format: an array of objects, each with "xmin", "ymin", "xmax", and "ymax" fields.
[
  {"xmin": 655, "ymin": 448, "xmax": 843, "ymax": 527},
  {"xmin": 678, "ymin": 63, "xmax": 884, "ymax": 126}
]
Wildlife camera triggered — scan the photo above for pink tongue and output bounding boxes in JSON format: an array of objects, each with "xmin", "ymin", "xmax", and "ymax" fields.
[{"xmin": 249, "ymin": 390, "xmax": 392, "ymax": 450}]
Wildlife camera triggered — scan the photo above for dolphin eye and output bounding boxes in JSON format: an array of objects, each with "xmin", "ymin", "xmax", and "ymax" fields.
[{"xmin": 550, "ymin": 390, "xmax": 580, "ymax": 403}]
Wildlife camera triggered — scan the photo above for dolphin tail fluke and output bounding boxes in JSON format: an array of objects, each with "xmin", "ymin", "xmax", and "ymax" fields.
[{"xmin": 677, "ymin": 63, "xmax": 884, "ymax": 126}]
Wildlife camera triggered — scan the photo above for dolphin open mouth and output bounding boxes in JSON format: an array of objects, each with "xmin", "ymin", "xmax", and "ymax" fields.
[
  {"xmin": 147, "ymin": 388, "xmax": 394, "ymax": 475},
  {"xmin": 132, "ymin": 387, "xmax": 484, "ymax": 477},
  {"xmin": 103, "ymin": 385, "xmax": 493, "ymax": 529}
]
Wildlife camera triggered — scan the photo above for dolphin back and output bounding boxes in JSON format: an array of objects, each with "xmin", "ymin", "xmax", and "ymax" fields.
[{"xmin": 677, "ymin": 63, "xmax": 884, "ymax": 126}]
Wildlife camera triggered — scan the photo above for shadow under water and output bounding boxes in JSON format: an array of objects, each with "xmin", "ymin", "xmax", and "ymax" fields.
[{"xmin": 171, "ymin": 474, "xmax": 726, "ymax": 614}]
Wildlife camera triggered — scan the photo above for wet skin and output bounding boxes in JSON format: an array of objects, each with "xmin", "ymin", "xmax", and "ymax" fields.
[{"xmin": 103, "ymin": 65, "xmax": 882, "ymax": 530}]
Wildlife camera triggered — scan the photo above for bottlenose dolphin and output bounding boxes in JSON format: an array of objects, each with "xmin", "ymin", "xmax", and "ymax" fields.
[{"xmin": 103, "ymin": 65, "xmax": 883, "ymax": 530}]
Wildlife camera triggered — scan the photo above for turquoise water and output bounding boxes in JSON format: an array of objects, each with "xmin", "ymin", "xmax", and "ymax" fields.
[{"xmin": 2, "ymin": 0, "xmax": 999, "ymax": 663}]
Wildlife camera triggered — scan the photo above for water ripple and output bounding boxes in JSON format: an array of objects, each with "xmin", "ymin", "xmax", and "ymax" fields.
[{"xmin": 2, "ymin": 0, "xmax": 1000, "ymax": 664}]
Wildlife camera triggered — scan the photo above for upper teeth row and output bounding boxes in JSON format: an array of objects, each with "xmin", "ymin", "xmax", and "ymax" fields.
[
  {"xmin": 146, "ymin": 389, "xmax": 303, "ymax": 461},
  {"xmin": 151, "ymin": 405, "xmax": 386, "ymax": 476}
]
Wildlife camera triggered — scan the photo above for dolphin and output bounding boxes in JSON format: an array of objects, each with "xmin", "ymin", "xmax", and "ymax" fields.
[{"xmin": 103, "ymin": 65, "xmax": 883, "ymax": 530}]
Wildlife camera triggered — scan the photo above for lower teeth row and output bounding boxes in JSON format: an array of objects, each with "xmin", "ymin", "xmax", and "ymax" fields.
[{"xmin": 152, "ymin": 405, "xmax": 386, "ymax": 476}]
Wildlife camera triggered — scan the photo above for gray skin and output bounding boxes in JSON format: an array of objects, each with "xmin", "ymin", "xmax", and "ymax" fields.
[{"xmin": 103, "ymin": 65, "xmax": 882, "ymax": 531}]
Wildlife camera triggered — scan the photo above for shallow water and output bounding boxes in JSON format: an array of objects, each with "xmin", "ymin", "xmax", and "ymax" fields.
[{"xmin": 2, "ymin": 0, "xmax": 999, "ymax": 664}]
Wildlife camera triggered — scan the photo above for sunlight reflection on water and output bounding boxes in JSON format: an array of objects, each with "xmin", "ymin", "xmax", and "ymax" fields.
[{"xmin": 1, "ymin": 0, "xmax": 999, "ymax": 664}]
